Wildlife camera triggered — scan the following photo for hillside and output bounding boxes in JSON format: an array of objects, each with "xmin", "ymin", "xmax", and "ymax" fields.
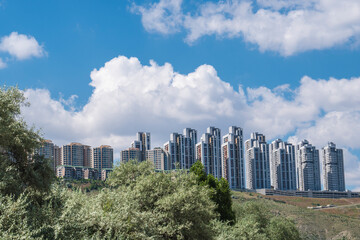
[{"xmin": 232, "ymin": 191, "xmax": 360, "ymax": 240}]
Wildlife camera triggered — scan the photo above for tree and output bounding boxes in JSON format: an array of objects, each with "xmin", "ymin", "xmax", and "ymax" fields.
[
  {"xmin": 190, "ymin": 161, "xmax": 236, "ymax": 224},
  {"xmin": 54, "ymin": 162, "xmax": 217, "ymax": 239},
  {"xmin": 0, "ymin": 86, "xmax": 54, "ymax": 197}
]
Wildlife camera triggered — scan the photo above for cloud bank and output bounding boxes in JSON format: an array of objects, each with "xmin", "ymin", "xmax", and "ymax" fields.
[
  {"xmin": 21, "ymin": 55, "xmax": 360, "ymax": 188},
  {"xmin": 133, "ymin": 0, "xmax": 360, "ymax": 56}
]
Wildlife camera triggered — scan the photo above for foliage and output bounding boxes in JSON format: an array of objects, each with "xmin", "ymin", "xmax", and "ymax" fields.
[
  {"xmin": 106, "ymin": 159, "xmax": 154, "ymax": 188},
  {"xmin": 213, "ymin": 201, "xmax": 300, "ymax": 240},
  {"xmin": 0, "ymin": 86, "xmax": 54, "ymax": 197},
  {"xmin": 190, "ymin": 161, "xmax": 236, "ymax": 224},
  {"xmin": 54, "ymin": 168, "xmax": 217, "ymax": 239}
]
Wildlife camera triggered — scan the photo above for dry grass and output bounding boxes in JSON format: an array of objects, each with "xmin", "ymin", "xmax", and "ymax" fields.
[
  {"xmin": 264, "ymin": 195, "xmax": 360, "ymax": 209},
  {"xmin": 232, "ymin": 191, "xmax": 360, "ymax": 240}
]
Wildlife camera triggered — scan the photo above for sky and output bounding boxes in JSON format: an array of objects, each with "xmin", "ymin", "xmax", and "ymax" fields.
[{"xmin": 1, "ymin": 0, "xmax": 360, "ymax": 190}]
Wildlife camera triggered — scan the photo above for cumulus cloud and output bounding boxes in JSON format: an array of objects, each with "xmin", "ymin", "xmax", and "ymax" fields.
[
  {"xmin": 131, "ymin": 0, "xmax": 183, "ymax": 34},
  {"xmin": 0, "ymin": 32, "xmax": 46, "ymax": 60},
  {"xmin": 133, "ymin": 0, "xmax": 360, "ymax": 56},
  {"xmin": 22, "ymin": 56, "xmax": 247, "ymax": 151},
  {"xmin": 21, "ymin": 55, "xmax": 360, "ymax": 188}
]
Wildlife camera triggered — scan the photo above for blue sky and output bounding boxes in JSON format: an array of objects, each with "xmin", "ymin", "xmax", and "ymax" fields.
[{"xmin": 1, "ymin": 0, "xmax": 360, "ymax": 190}]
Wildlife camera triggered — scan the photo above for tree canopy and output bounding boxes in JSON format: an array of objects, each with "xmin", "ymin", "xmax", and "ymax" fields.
[
  {"xmin": 0, "ymin": 86, "xmax": 54, "ymax": 197},
  {"xmin": 190, "ymin": 160, "xmax": 236, "ymax": 224}
]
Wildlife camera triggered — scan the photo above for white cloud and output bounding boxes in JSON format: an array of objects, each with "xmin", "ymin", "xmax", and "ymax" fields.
[
  {"xmin": 21, "ymin": 55, "xmax": 360, "ymax": 189},
  {"xmin": 0, "ymin": 58, "xmax": 6, "ymax": 69},
  {"xmin": 133, "ymin": 0, "xmax": 360, "ymax": 56},
  {"xmin": 0, "ymin": 32, "xmax": 46, "ymax": 60},
  {"xmin": 22, "ymin": 56, "xmax": 247, "ymax": 151},
  {"xmin": 132, "ymin": 0, "xmax": 183, "ymax": 34}
]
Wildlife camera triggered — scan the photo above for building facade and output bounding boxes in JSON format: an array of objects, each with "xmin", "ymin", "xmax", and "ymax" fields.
[
  {"xmin": 35, "ymin": 139, "xmax": 55, "ymax": 171},
  {"xmin": 245, "ymin": 132, "xmax": 271, "ymax": 190},
  {"xmin": 221, "ymin": 126, "xmax": 245, "ymax": 189},
  {"xmin": 269, "ymin": 139, "xmax": 296, "ymax": 190},
  {"xmin": 196, "ymin": 127, "xmax": 222, "ymax": 179},
  {"xmin": 323, "ymin": 142, "xmax": 345, "ymax": 191},
  {"xmin": 131, "ymin": 132, "xmax": 151, "ymax": 162},
  {"xmin": 61, "ymin": 143, "xmax": 92, "ymax": 167},
  {"xmin": 92, "ymin": 145, "xmax": 113, "ymax": 176},
  {"xmin": 120, "ymin": 148, "xmax": 141, "ymax": 163},
  {"xmin": 56, "ymin": 165, "xmax": 99, "ymax": 180},
  {"xmin": 296, "ymin": 140, "xmax": 321, "ymax": 191},
  {"xmin": 146, "ymin": 147, "xmax": 171, "ymax": 170},
  {"xmin": 163, "ymin": 128, "xmax": 197, "ymax": 169}
]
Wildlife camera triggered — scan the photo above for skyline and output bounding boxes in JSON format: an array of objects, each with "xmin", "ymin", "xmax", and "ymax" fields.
[
  {"xmin": 1, "ymin": 0, "xmax": 360, "ymax": 191},
  {"xmin": 45, "ymin": 128, "xmax": 348, "ymax": 192}
]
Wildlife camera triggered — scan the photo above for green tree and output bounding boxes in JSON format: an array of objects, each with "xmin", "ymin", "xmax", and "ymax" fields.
[
  {"xmin": 190, "ymin": 161, "xmax": 236, "ymax": 224},
  {"xmin": 55, "ymin": 162, "xmax": 217, "ymax": 239},
  {"xmin": 0, "ymin": 86, "xmax": 54, "ymax": 197},
  {"xmin": 106, "ymin": 159, "xmax": 154, "ymax": 188}
]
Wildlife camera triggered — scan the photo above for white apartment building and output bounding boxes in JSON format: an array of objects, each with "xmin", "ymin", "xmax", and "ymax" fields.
[
  {"xmin": 323, "ymin": 142, "xmax": 345, "ymax": 191},
  {"xmin": 245, "ymin": 132, "xmax": 271, "ymax": 190},
  {"xmin": 196, "ymin": 127, "xmax": 222, "ymax": 179},
  {"xmin": 163, "ymin": 128, "xmax": 197, "ymax": 170},
  {"xmin": 296, "ymin": 140, "xmax": 321, "ymax": 191},
  {"xmin": 221, "ymin": 126, "xmax": 245, "ymax": 189},
  {"xmin": 270, "ymin": 139, "xmax": 296, "ymax": 190}
]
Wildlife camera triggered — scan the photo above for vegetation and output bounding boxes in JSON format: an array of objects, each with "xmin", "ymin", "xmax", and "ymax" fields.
[
  {"xmin": 0, "ymin": 86, "xmax": 301, "ymax": 239},
  {"xmin": 190, "ymin": 160, "xmax": 236, "ymax": 224}
]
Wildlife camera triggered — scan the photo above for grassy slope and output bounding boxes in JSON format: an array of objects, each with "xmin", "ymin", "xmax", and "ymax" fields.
[{"xmin": 232, "ymin": 191, "xmax": 360, "ymax": 240}]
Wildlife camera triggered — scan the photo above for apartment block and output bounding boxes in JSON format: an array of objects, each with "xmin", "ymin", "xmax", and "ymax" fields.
[
  {"xmin": 92, "ymin": 145, "xmax": 113, "ymax": 176},
  {"xmin": 131, "ymin": 132, "xmax": 151, "ymax": 162},
  {"xmin": 54, "ymin": 145, "xmax": 62, "ymax": 171},
  {"xmin": 35, "ymin": 139, "xmax": 55, "ymax": 171},
  {"xmin": 221, "ymin": 126, "xmax": 245, "ymax": 189},
  {"xmin": 296, "ymin": 140, "xmax": 321, "ymax": 191},
  {"xmin": 245, "ymin": 132, "xmax": 271, "ymax": 190},
  {"xmin": 61, "ymin": 143, "xmax": 92, "ymax": 167},
  {"xmin": 196, "ymin": 127, "xmax": 222, "ymax": 179},
  {"xmin": 146, "ymin": 147, "xmax": 171, "ymax": 170},
  {"xmin": 269, "ymin": 139, "xmax": 296, "ymax": 190},
  {"xmin": 323, "ymin": 142, "xmax": 345, "ymax": 191},
  {"xmin": 120, "ymin": 148, "xmax": 141, "ymax": 163},
  {"xmin": 101, "ymin": 169, "xmax": 113, "ymax": 181},
  {"xmin": 163, "ymin": 128, "xmax": 197, "ymax": 169},
  {"xmin": 56, "ymin": 165, "xmax": 99, "ymax": 180}
]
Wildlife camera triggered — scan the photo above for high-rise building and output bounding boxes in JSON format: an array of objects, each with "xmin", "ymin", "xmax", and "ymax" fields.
[
  {"xmin": 296, "ymin": 140, "xmax": 321, "ymax": 191},
  {"xmin": 92, "ymin": 145, "xmax": 113, "ymax": 175},
  {"xmin": 221, "ymin": 126, "xmax": 245, "ymax": 189},
  {"xmin": 131, "ymin": 132, "xmax": 151, "ymax": 162},
  {"xmin": 269, "ymin": 139, "xmax": 296, "ymax": 190},
  {"xmin": 61, "ymin": 143, "xmax": 91, "ymax": 167},
  {"xmin": 146, "ymin": 147, "xmax": 171, "ymax": 170},
  {"xmin": 83, "ymin": 145, "xmax": 92, "ymax": 167},
  {"xmin": 196, "ymin": 127, "xmax": 222, "ymax": 178},
  {"xmin": 54, "ymin": 145, "xmax": 61, "ymax": 171},
  {"xmin": 35, "ymin": 139, "xmax": 58, "ymax": 172},
  {"xmin": 120, "ymin": 148, "xmax": 141, "ymax": 163},
  {"xmin": 322, "ymin": 142, "xmax": 345, "ymax": 191},
  {"xmin": 245, "ymin": 133, "xmax": 270, "ymax": 190},
  {"xmin": 163, "ymin": 128, "xmax": 197, "ymax": 169}
]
